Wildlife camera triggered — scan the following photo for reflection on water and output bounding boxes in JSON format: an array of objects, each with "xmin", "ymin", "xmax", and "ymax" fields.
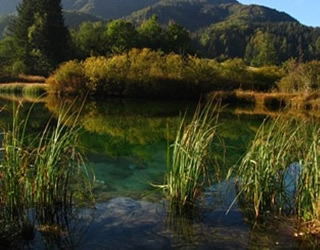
[{"xmin": 0, "ymin": 95, "xmax": 315, "ymax": 248}]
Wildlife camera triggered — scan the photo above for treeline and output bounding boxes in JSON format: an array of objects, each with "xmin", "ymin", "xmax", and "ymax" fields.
[
  {"xmin": 47, "ymin": 48, "xmax": 283, "ymax": 98},
  {"xmin": 1, "ymin": 0, "xmax": 320, "ymax": 79},
  {"xmin": 0, "ymin": 8, "xmax": 190, "ymax": 77},
  {"xmin": 71, "ymin": 16, "xmax": 191, "ymax": 59}
]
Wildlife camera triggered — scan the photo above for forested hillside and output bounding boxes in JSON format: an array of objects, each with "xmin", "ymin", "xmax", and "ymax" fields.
[
  {"xmin": 198, "ymin": 20, "xmax": 320, "ymax": 65},
  {"xmin": 0, "ymin": 0, "xmax": 160, "ymax": 19},
  {"xmin": 0, "ymin": 0, "xmax": 319, "ymax": 66},
  {"xmin": 127, "ymin": 0, "xmax": 296, "ymax": 31}
]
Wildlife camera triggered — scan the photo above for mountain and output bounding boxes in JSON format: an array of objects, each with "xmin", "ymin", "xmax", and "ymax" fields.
[
  {"xmin": 0, "ymin": 0, "xmax": 319, "ymax": 64},
  {"xmin": 125, "ymin": 0, "xmax": 320, "ymax": 64},
  {"xmin": 127, "ymin": 0, "xmax": 297, "ymax": 31},
  {"xmin": 64, "ymin": 11, "xmax": 102, "ymax": 28},
  {"xmin": 62, "ymin": 0, "xmax": 160, "ymax": 19},
  {"xmin": 0, "ymin": 0, "xmax": 160, "ymax": 19}
]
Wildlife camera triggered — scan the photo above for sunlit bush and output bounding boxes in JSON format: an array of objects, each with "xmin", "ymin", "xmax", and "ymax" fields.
[
  {"xmin": 278, "ymin": 60, "xmax": 320, "ymax": 92},
  {"xmin": 83, "ymin": 55, "xmax": 128, "ymax": 95},
  {"xmin": 48, "ymin": 49, "xmax": 283, "ymax": 98},
  {"xmin": 47, "ymin": 60, "xmax": 87, "ymax": 95}
]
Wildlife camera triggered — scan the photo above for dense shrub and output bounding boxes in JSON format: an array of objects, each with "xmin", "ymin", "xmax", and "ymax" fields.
[
  {"xmin": 278, "ymin": 60, "xmax": 320, "ymax": 92},
  {"xmin": 47, "ymin": 49, "xmax": 282, "ymax": 98},
  {"xmin": 47, "ymin": 60, "xmax": 87, "ymax": 94}
]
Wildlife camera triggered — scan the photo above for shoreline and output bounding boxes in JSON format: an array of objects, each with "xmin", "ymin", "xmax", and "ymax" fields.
[{"xmin": 0, "ymin": 82, "xmax": 320, "ymax": 116}]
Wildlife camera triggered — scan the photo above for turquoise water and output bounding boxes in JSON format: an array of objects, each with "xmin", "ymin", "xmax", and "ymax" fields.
[{"xmin": 0, "ymin": 97, "xmax": 315, "ymax": 249}]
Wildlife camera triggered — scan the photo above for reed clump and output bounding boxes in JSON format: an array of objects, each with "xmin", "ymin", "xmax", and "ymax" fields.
[
  {"xmin": 232, "ymin": 116, "xmax": 320, "ymax": 226},
  {"xmin": 159, "ymin": 100, "xmax": 220, "ymax": 210},
  {"xmin": 0, "ymin": 103, "xmax": 93, "ymax": 233}
]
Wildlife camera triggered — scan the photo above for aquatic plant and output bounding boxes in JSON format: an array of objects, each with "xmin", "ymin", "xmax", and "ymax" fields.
[
  {"xmin": 159, "ymin": 99, "xmax": 220, "ymax": 209},
  {"xmin": 231, "ymin": 116, "xmax": 320, "ymax": 224},
  {"xmin": 0, "ymin": 102, "xmax": 93, "ymax": 229}
]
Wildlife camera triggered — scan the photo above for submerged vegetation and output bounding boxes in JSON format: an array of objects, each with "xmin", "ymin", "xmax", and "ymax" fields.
[{"xmin": 0, "ymin": 103, "xmax": 93, "ymax": 244}]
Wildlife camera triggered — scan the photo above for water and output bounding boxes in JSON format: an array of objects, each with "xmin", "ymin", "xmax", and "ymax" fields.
[{"xmin": 0, "ymin": 96, "xmax": 316, "ymax": 249}]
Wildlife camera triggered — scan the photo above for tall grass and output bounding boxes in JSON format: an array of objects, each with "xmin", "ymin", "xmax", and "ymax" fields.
[
  {"xmin": 159, "ymin": 100, "xmax": 220, "ymax": 210},
  {"xmin": 231, "ymin": 116, "xmax": 320, "ymax": 225},
  {"xmin": 0, "ymin": 102, "xmax": 93, "ymax": 229}
]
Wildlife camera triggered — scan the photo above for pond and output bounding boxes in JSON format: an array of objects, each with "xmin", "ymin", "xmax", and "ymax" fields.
[{"xmin": 0, "ymin": 96, "xmax": 317, "ymax": 249}]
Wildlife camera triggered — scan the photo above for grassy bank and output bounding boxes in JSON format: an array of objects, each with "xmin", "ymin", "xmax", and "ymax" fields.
[
  {"xmin": 212, "ymin": 90, "xmax": 320, "ymax": 112},
  {"xmin": 0, "ymin": 83, "xmax": 48, "ymax": 97},
  {"xmin": 0, "ymin": 74, "xmax": 46, "ymax": 84}
]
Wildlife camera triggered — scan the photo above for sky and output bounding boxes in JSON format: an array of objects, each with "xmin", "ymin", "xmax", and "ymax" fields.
[{"xmin": 238, "ymin": 0, "xmax": 320, "ymax": 27}]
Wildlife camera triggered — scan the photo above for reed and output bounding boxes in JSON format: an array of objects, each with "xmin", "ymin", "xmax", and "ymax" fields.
[
  {"xmin": 232, "ymin": 116, "xmax": 320, "ymax": 224},
  {"xmin": 0, "ymin": 102, "xmax": 93, "ymax": 229},
  {"xmin": 158, "ymin": 99, "xmax": 220, "ymax": 209}
]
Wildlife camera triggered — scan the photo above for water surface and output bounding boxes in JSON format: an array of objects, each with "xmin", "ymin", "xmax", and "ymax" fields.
[{"xmin": 0, "ymin": 96, "xmax": 315, "ymax": 249}]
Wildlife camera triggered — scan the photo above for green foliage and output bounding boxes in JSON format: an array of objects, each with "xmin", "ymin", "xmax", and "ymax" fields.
[
  {"xmin": 0, "ymin": 37, "xmax": 22, "ymax": 76},
  {"xmin": 166, "ymin": 22, "xmax": 191, "ymax": 54},
  {"xmin": 245, "ymin": 31, "xmax": 279, "ymax": 66},
  {"xmin": 158, "ymin": 100, "xmax": 220, "ymax": 210},
  {"xmin": 2, "ymin": 0, "xmax": 320, "ymax": 70},
  {"xmin": 70, "ymin": 16, "xmax": 191, "ymax": 59},
  {"xmin": 71, "ymin": 21, "xmax": 107, "ymax": 58},
  {"xmin": 231, "ymin": 116, "xmax": 320, "ymax": 223},
  {"xmin": 10, "ymin": 0, "xmax": 70, "ymax": 75},
  {"xmin": 0, "ymin": 103, "xmax": 93, "ymax": 228},
  {"xmin": 106, "ymin": 20, "xmax": 139, "ymax": 54},
  {"xmin": 138, "ymin": 15, "xmax": 165, "ymax": 50}
]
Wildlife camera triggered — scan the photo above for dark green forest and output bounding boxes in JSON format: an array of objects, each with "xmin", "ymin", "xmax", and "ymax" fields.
[{"xmin": 0, "ymin": 0, "xmax": 320, "ymax": 78}]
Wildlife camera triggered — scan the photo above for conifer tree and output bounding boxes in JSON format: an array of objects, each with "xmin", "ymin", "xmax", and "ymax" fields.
[{"xmin": 12, "ymin": 0, "xmax": 69, "ymax": 75}]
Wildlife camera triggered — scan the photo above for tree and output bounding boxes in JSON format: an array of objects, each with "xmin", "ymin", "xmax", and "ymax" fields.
[
  {"xmin": 315, "ymin": 37, "xmax": 320, "ymax": 59},
  {"xmin": 165, "ymin": 22, "xmax": 190, "ymax": 54},
  {"xmin": 106, "ymin": 20, "xmax": 138, "ymax": 54},
  {"xmin": 71, "ymin": 21, "xmax": 107, "ymax": 58},
  {"xmin": 0, "ymin": 36, "xmax": 24, "ymax": 76},
  {"xmin": 12, "ymin": 0, "xmax": 70, "ymax": 75},
  {"xmin": 245, "ymin": 31, "xmax": 279, "ymax": 66},
  {"xmin": 10, "ymin": 0, "xmax": 35, "ymax": 73},
  {"xmin": 138, "ymin": 15, "xmax": 165, "ymax": 50}
]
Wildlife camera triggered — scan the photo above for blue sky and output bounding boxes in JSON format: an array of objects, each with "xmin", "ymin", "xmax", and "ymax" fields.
[{"xmin": 238, "ymin": 0, "xmax": 320, "ymax": 27}]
